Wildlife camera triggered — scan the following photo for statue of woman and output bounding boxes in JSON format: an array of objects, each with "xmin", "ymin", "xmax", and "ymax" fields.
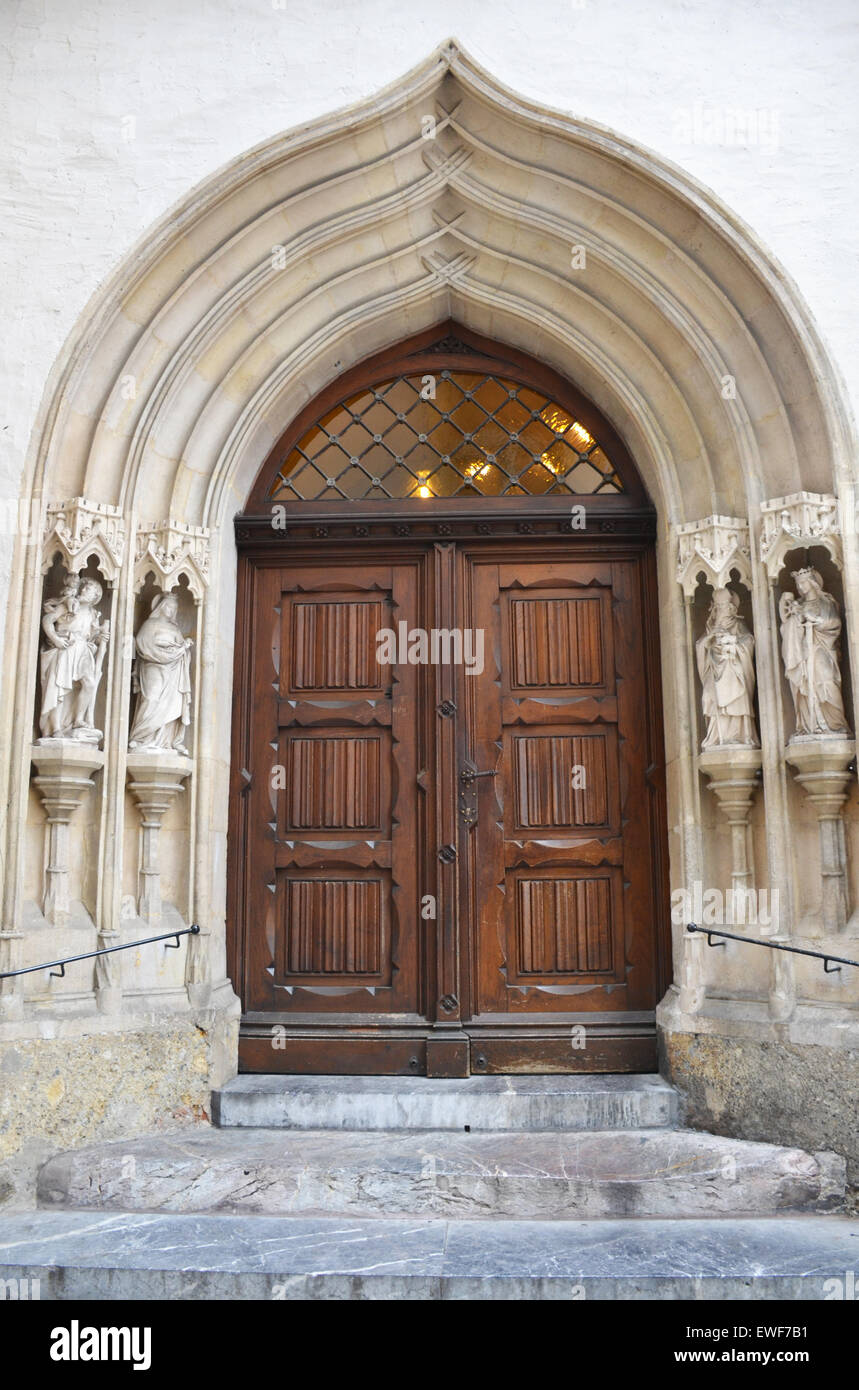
[
  {"xmin": 696, "ymin": 587, "xmax": 759, "ymax": 748},
  {"xmin": 129, "ymin": 593, "xmax": 193, "ymax": 753},
  {"xmin": 779, "ymin": 568, "xmax": 849, "ymax": 736},
  {"xmin": 39, "ymin": 576, "xmax": 109, "ymax": 741}
]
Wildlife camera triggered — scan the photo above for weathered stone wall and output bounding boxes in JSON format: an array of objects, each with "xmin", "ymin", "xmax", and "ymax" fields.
[
  {"xmin": 0, "ymin": 1009, "xmax": 238, "ymax": 1209},
  {"xmin": 661, "ymin": 1028, "xmax": 859, "ymax": 1202}
]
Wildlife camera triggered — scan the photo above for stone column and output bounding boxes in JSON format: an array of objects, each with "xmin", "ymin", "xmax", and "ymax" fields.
[
  {"xmin": 31, "ymin": 743, "xmax": 105, "ymax": 925},
  {"xmin": 697, "ymin": 745, "xmax": 762, "ymax": 902},
  {"xmin": 785, "ymin": 736, "xmax": 855, "ymax": 935},
  {"xmin": 126, "ymin": 752, "xmax": 193, "ymax": 925}
]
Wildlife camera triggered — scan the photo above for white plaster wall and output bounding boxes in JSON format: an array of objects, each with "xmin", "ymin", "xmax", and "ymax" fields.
[{"xmin": 0, "ymin": 0, "xmax": 856, "ymax": 683}]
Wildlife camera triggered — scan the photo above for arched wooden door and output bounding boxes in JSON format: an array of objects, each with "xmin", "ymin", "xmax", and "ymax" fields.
[{"xmin": 228, "ymin": 324, "xmax": 670, "ymax": 1075}]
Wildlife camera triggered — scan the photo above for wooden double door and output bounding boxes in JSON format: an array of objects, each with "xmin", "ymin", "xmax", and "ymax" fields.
[{"xmin": 231, "ymin": 537, "xmax": 668, "ymax": 1075}]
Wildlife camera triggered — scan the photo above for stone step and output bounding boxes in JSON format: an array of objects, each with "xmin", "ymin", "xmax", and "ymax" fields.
[
  {"xmin": 37, "ymin": 1126, "xmax": 845, "ymax": 1220},
  {"xmin": 212, "ymin": 1073, "xmax": 678, "ymax": 1131},
  {"xmin": 2, "ymin": 1209, "xmax": 857, "ymax": 1300}
]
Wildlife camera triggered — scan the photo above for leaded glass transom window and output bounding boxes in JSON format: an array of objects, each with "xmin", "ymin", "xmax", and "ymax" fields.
[{"xmin": 268, "ymin": 371, "xmax": 624, "ymax": 501}]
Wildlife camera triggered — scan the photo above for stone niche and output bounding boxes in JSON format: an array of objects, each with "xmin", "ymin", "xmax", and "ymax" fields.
[
  {"xmin": 121, "ymin": 572, "xmax": 198, "ymax": 1000},
  {"xmin": 769, "ymin": 529, "xmax": 857, "ymax": 947},
  {"xmin": 692, "ymin": 574, "xmax": 768, "ymax": 1004},
  {"xmin": 677, "ymin": 517, "xmax": 769, "ymax": 1005},
  {"xmin": 26, "ymin": 551, "xmax": 114, "ymax": 1006}
]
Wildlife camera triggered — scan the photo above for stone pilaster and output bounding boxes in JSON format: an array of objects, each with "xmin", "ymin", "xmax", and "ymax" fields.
[
  {"xmin": 126, "ymin": 752, "xmax": 193, "ymax": 926},
  {"xmin": 31, "ymin": 742, "xmax": 104, "ymax": 925},
  {"xmin": 697, "ymin": 746, "xmax": 762, "ymax": 901},
  {"xmin": 784, "ymin": 736, "xmax": 856, "ymax": 935}
]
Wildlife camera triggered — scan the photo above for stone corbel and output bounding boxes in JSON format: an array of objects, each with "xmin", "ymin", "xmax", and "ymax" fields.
[
  {"xmin": 759, "ymin": 491, "xmax": 841, "ymax": 579},
  {"xmin": 30, "ymin": 742, "xmax": 104, "ymax": 924},
  {"xmin": 41, "ymin": 497, "xmax": 126, "ymax": 585},
  {"xmin": 676, "ymin": 515, "xmax": 752, "ymax": 596},
  {"xmin": 784, "ymin": 737, "xmax": 855, "ymax": 935},
  {"xmin": 126, "ymin": 752, "xmax": 193, "ymax": 925},
  {"xmin": 134, "ymin": 519, "xmax": 210, "ymax": 602},
  {"xmin": 697, "ymin": 746, "xmax": 763, "ymax": 900}
]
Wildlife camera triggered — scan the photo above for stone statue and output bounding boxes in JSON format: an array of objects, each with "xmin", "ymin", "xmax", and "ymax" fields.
[
  {"xmin": 779, "ymin": 567, "xmax": 849, "ymax": 736},
  {"xmin": 39, "ymin": 575, "xmax": 109, "ymax": 742},
  {"xmin": 696, "ymin": 587, "xmax": 759, "ymax": 748},
  {"xmin": 129, "ymin": 592, "xmax": 193, "ymax": 753}
]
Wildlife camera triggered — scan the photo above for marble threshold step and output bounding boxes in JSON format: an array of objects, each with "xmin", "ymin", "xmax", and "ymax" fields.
[
  {"xmin": 212, "ymin": 1073, "xmax": 677, "ymax": 1131},
  {"xmin": 2, "ymin": 1209, "xmax": 858, "ymax": 1300},
  {"xmin": 37, "ymin": 1126, "xmax": 846, "ymax": 1221}
]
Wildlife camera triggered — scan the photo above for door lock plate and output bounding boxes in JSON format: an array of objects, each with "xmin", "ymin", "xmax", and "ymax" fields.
[{"xmin": 458, "ymin": 758, "xmax": 498, "ymax": 827}]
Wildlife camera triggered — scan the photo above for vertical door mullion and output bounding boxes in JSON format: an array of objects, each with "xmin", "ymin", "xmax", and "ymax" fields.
[{"xmin": 430, "ymin": 541, "xmax": 462, "ymax": 1030}]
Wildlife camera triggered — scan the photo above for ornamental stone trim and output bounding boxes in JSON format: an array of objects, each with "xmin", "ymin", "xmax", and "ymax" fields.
[
  {"xmin": 760, "ymin": 492, "xmax": 841, "ymax": 578},
  {"xmin": 134, "ymin": 520, "xmax": 211, "ymax": 602},
  {"xmin": 41, "ymin": 498, "xmax": 126, "ymax": 585},
  {"xmin": 676, "ymin": 515, "xmax": 752, "ymax": 596}
]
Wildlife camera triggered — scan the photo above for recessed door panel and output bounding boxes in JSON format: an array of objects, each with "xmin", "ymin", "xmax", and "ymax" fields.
[
  {"xmin": 460, "ymin": 554, "xmax": 658, "ymax": 1060},
  {"xmin": 238, "ymin": 559, "xmax": 426, "ymax": 1054},
  {"xmin": 233, "ymin": 543, "xmax": 664, "ymax": 1074}
]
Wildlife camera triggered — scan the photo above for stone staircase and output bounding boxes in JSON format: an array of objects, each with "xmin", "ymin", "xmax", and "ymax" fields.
[{"xmin": 1, "ymin": 1074, "xmax": 856, "ymax": 1299}]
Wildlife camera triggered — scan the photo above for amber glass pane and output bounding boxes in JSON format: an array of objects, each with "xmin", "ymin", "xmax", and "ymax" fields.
[{"xmin": 269, "ymin": 371, "xmax": 623, "ymax": 500}]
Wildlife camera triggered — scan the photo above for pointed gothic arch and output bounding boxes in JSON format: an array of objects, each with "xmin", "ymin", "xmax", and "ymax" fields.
[{"xmin": 2, "ymin": 41, "xmax": 856, "ymax": 1081}]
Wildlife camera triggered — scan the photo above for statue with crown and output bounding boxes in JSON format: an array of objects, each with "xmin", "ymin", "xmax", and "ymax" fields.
[{"xmin": 779, "ymin": 567, "xmax": 850, "ymax": 737}]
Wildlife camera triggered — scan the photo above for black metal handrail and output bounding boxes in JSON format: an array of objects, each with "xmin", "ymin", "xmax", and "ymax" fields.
[
  {"xmin": 0, "ymin": 925, "xmax": 200, "ymax": 979},
  {"xmin": 686, "ymin": 922, "xmax": 859, "ymax": 975}
]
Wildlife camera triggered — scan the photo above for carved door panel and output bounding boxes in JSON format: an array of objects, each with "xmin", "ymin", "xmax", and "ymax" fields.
[
  {"xmin": 233, "ymin": 544, "xmax": 664, "ymax": 1074},
  {"xmin": 236, "ymin": 556, "xmax": 429, "ymax": 1072},
  {"xmin": 459, "ymin": 554, "xmax": 659, "ymax": 1072}
]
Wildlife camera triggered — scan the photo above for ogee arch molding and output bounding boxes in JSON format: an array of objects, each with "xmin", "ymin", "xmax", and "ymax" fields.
[{"xmin": 3, "ymin": 40, "xmax": 858, "ymax": 1046}]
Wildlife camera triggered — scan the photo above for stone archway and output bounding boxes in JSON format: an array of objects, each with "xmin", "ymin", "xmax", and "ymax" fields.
[{"xmin": 2, "ymin": 44, "xmax": 857, "ymax": 1155}]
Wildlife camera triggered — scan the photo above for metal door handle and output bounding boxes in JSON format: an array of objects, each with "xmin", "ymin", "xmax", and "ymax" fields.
[
  {"xmin": 459, "ymin": 766, "xmax": 498, "ymax": 783},
  {"xmin": 459, "ymin": 759, "xmax": 499, "ymax": 828}
]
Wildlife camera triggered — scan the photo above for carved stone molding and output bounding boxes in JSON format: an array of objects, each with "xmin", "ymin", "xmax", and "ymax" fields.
[
  {"xmin": 135, "ymin": 519, "xmax": 210, "ymax": 602},
  {"xmin": 760, "ymin": 492, "xmax": 841, "ymax": 579},
  {"xmin": 676, "ymin": 515, "xmax": 751, "ymax": 596},
  {"xmin": 126, "ymin": 752, "xmax": 193, "ymax": 925},
  {"xmin": 784, "ymin": 736, "xmax": 855, "ymax": 935},
  {"xmin": 41, "ymin": 498, "xmax": 125, "ymax": 584},
  {"xmin": 31, "ymin": 742, "xmax": 104, "ymax": 925}
]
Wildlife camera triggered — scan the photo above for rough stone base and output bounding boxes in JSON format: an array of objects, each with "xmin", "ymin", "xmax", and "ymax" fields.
[
  {"xmin": 660, "ymin": 1029, "xmax": 859, "ymax": 1204},
  {"xmin": 0, "ymin": 1006, "xmax": 239, "ymax": 1210}
]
